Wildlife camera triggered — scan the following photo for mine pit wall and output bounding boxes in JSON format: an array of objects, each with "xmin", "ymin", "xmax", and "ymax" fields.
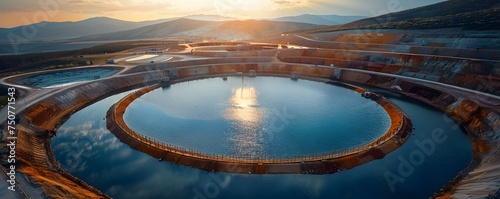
[
  {"xmin": 124, "ymin": 57, "xmax": 274, "ymax": 74},
  {"xmin": 192, "ymin": 45, "xmax": 278, "ymax": 52},
  {"xmin": 277, "ymin": 49, "xmax": 500, "ymax": 96},
  {"xmin": 338, "ymin": 69, "xmax": 500, "ymax": 198},
  {"xmin": 320, "ymin": 31, "xmax": 500, "ymax": 50},
  {"xmin": 186, "ymin": 42, "xmax": 248, "ymax": 47},
  {"xmin": 14, "ymin": 128, "xmax": 108, "ymax": 199},
  {"xmin": 274, "ymin": 34, "xmax": 500, "ymax": 60},
  {"xmin": 186, "ymin": 42, "xmax": 280, "ymax": 49},
  {"xmin": 189, "ymin": 49, "xmax": 278, "ymax": 57},
  {"xmin": 175, "ymin": 63, "xmax": 336, "ymax": 78}
]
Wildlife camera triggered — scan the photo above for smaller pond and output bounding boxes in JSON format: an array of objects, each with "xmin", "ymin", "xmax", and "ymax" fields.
[{"xmin": 16, "ymin": 67, "xmax": 120, "ymax": 88}]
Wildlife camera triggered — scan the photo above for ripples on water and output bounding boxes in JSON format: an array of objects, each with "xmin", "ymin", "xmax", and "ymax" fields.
[
  {"xmin": 124, "ymin": 77, "xmax": 391, "ymax": 158},
  {"xmin": 226, "ymin": 86, "xmax": 269, "ymax": 157}
]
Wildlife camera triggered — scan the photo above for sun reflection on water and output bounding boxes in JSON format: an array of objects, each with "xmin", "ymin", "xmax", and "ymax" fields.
[{"xmin": 224, "ymin": 78, "xmax": 268, "ymax": 157}]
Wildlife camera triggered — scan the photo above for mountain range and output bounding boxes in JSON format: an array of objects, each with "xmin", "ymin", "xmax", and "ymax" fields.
[
  {"xmin": 311, "ymin": 0, "xmax": 500, "ymax": 31},
  {"xmin": 0, "ymin": 17, "xmax": 170, "ymax": 42},
  {"xmin": 271, "ymin": 14, "xmax": 366, "ymax": 25},
  {"xmin": 1, "ymin": 0, "xmax": 497, "ymax": 54},
  {"xmin": 0, "ymin": 14, "xmax": 363, "ymax": 42},
  {"xmin": 74, "ymin": 18, "xmax": 325, "ymax": 41}
]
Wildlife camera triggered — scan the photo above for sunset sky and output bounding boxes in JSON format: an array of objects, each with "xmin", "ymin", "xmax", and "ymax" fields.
[{"xmin": 1, "ymin": 0, "xmax": 445, "ymax": 28}]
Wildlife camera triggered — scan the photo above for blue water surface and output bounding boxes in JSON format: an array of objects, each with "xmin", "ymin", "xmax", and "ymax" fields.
[
  {"xmin": 51, "ymin": 77, "xmax": 472, "ymax": 199},
  {"xmin": 16, "ymin": 67, "xmax": 119, "ymax": 88},
  {"xmin": 124, "ymin": 77, "xmax": 390, "ymax": 158}
]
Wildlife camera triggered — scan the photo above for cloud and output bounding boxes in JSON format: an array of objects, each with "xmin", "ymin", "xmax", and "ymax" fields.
[
  {"xmin": 62, "ymin": 0, "xmax": 126, "ymax": 13},
  {"xmin": 0, "ymin": 0, "xmax": 171, "ymax": 15},
  {"xmin": 0, "ymin": 1, "xmax": 41, "ymax": 12}
]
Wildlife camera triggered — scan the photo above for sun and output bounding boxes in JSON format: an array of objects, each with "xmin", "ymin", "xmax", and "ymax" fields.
[
  {"xmin": 212, "ymin": 0, "xmax": 276, "ymax": 12},
  {"xmin": 210, "ymin": 0, "xmax": 311, "ymax": 18},
  {"xmin": 167, "ymin": 0, "xmax": 310, "ymax": 19}
]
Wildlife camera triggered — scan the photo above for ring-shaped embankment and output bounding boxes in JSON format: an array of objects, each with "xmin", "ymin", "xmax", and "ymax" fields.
[
  {"xmin": 11, "ymin": 48, "xmax": 483, "ymax": 198},
  {"xmin": 106, "ymin": 73, "xmax": 413, "ymax": 174}
]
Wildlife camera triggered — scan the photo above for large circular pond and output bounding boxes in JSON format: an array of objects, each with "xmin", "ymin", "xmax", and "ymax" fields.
[
  {"xmin": 123, "ymin": 76, "xmax": 391, "ymax": 158},
  {"xmin": 51, "ymin": 86, "xmax": 472, "ymax": 199}
]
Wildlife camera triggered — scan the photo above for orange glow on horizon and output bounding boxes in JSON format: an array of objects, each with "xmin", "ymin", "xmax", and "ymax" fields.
[
  {"xmin": 0, "ymin": 0, "xmax": 447, "ymax": 28},
  {"xmin": 0, "ymin": 0, "xmax": 312, "ymax": 27}
]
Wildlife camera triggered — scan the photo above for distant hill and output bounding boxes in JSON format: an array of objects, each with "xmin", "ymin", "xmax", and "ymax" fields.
[
  {"xmin": 208, "ymin": 20, "xmax": 324, "ymax": 39},
  {"xmin": 183, "ymin": 14, "xmax": 236, "ymax": 21},
  {"xmin": 310, "ymin": 0, "xmax": 500, "ymax": 32},
  {"xmin": 0, "ymin": 17, "xmax": 170, "ymax": 42},
  {"xmin": 271, "ymin": 14, "xmax": 367, "ymax": 25},
  {"xmin": 75, "ymin": 18, "xmax": 325, "ymax": 41},
  {"xmin": 75, "ymin": 18, "xmax": 213, "ymax": 41},
  {"xmin": 0, "ymin": 14, "xmax": 241, "ymax": 42}
]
